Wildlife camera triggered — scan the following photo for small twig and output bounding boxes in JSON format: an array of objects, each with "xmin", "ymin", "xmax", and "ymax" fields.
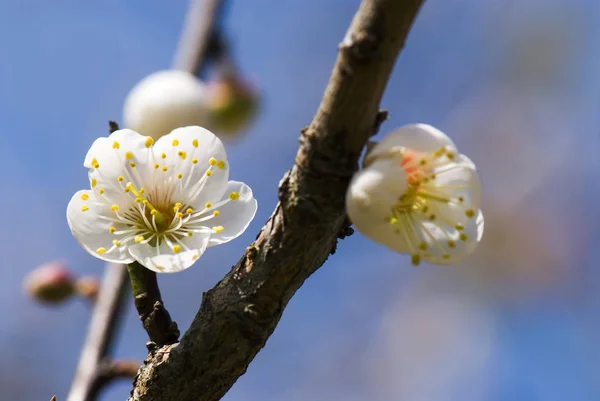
[
  {"xmin": 67, "ymin": 263, "xmax": 129, "ymax": 401},
  {"xmin": 127, "ymin": 262, "xmax": 179, "ymax": 348},
  {"xmin": 174, "ymin": 0, "xmax": 228, "ymax": 76}
]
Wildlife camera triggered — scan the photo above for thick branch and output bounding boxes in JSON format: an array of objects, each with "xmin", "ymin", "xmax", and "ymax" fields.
[{"xmin": 129, "ymin": 1, "xmax": 424, "ymax": 400}]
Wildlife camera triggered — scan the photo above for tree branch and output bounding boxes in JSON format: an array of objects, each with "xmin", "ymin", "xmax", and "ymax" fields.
[
  {"xmin": 67, "ymin": 263, "xmax": 129, "ymax": 401},
  {"xmin": 128, "ymin": 1, "xmax": 424, "ymax": 400}
]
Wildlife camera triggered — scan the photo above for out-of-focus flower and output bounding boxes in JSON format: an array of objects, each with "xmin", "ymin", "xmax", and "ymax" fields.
[
  {"xmin": 74, "ymin": 276, "xmax": 100, "ymax": 301},
  {"xmin": 205, "ymin": 75, "xmax": 259, "ymax": 137},
  {"xmin": 66, "ymin": 127, "xmax": 257, "ymax": 273},
  {"xmin": 24, "ymin": 261, "xmax": 76, "ymax": 304},
  {"xmin": 123, "ymin": 70, "xmax": 209, "ymax": 140},
  {"xmin": 346, "ymin": 124, "xmax": 483, "ymax": 266}
]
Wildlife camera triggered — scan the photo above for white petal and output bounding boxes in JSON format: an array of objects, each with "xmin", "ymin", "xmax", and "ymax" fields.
[
  {"xmin": 346, "ymin": 159, "xmax": 408, "ymax": 224},
  {"xmin": 128, "ymin": 230, "xmax": 211, "ymax": 273},
  {"xmin": 371, "ymin": 124, "xmax": 456, "ymax": 158},
  {"xmin": 66, "ymin": 190, "xmax": 134, "ymax": 264},
  {"xmin": 85, "ymin": 129, "xmax": 153, "ymax": 207},
  {"xmin": 207, "ymin": 181, "xmax": 257, "ymax": 247},
  {"xmin": 420, "ymin": 210, "xmax": 484, "ymax": 265},
  {"xmin": 152, "ymin": 126, "xmax": 229, "ymax": 206},
  {"xmin": 123, "ymin": 70, "xmax": 209, "ymax": 140}
]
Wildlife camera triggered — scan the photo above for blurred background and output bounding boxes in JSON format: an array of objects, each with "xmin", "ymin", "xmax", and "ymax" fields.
[{"xmin": 2, "ymin": 0, "xmax": 600, "ymax": 400}]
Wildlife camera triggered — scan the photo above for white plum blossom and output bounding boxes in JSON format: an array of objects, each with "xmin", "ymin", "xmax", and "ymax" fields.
[
  {"xmin": 123, "ymin": 70, "xmax": 209, "ymax": 140},
  {"xmin": 67, "ymin": 126, "xmax": 257, "ymax": 273},
  {"xmin": 346, "ymin": 124, "xmax": 484, "ymax": 266}
]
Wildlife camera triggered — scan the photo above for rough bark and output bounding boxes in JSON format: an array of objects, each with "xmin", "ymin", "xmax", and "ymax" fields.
[{"xmin": 129, "ymin": 1, "xmax": 424, "ymax": 400}]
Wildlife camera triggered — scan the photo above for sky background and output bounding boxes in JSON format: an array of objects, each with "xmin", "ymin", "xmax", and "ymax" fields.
[{"xmin": 1, "ymin": 0, "xmax": 600, "ymax": 400}]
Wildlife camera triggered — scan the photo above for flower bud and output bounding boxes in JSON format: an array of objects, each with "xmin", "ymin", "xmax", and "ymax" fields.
[
  {"xmin": 24, "ymin": 261, "xmax": 76, "ymax": 304},
  {"xmin": 205, "ymin": 75, "xmax": 259, "ymax": 137},
  {"xmin": 123, "ymin": 70, "xmax": 209, "ymax": 140},
  {"xmin": 74, "ymin": 276, "xmax": 100, "ymax": 301}
]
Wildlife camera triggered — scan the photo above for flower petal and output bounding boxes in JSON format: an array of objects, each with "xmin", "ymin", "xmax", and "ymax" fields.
[
  {"xmin": 128, "ymin": 230, "xmax": 211, "ymax": 273},
  {"xmin": 207, "ymin": 181, "xmax": 257, "ymax": 247},
  {"xmin": 371, "ymin": 124, "xmax": 457, "ymax": 158},
  {"xmin": 66, "ymin": 190, "xmax": 134, "ymax": 263},
  {"xmin": 85, "ymin": 129, "xmax": 153, "ymax": 207},
  {"xmin": 420, "ymin": 210, "xmax": 484, "ymax": 265},
  {"xmin": 152, "ymin": 126, "xmax": 229, "ymax": 206}
]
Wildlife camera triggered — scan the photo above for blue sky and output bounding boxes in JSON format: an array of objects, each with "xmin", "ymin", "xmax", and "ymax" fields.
[{"xmin": 1, "ymin": 1, "xmax": 600, "ymax": 400}]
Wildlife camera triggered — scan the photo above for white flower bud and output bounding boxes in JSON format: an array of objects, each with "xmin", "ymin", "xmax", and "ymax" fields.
[{"xmin": 123, "ymin": 70, "xmax": 209, "ymax": 140}]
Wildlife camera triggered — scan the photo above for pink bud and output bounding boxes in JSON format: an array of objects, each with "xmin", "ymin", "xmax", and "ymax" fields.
[
  {"xmin": 24, "ymin": 261, "xmax": 76, "ymax": 304},
  {"xmin": 206, "ymin": 75, "xmax": 259, "ymax": 137}
]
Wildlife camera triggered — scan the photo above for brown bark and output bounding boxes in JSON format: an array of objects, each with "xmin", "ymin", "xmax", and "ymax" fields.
[{"xmin": 129, "ymin": 1, "xmax": 424, "ymax": 400}]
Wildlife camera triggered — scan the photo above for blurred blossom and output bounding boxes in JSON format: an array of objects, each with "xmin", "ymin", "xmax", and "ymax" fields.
[
  {"xmin": 363, "ymin": 289, "xmax": 496, "ymax": 401},
  {"xmin": 123, "ymin": 70, "xmax": 210, "ymax": 140},
  {"xmin": 205, "ymin": 74, "xmax": 259, "ymax": 138},
  {"xmin": 24, "ymin": 260, "xmax": 76, "ymax": 304}
]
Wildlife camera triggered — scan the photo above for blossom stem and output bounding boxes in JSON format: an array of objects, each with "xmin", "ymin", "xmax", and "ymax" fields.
[{"xmin": 126, "ymin": 262, "xmax": 180, "ymax": 347}]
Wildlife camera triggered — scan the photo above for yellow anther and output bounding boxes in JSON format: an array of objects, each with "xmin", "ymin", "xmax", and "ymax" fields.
[
  {"xmin": 151, "ymin": 209, "xmax": 158, "ymax": 215},
  {"xmin": 91, "ymin": 178, "xmax": 97, "ymax": 187},
  {"xmin": 109, "ymin": 226, "xmax": 116, "ymax": 233},
  {"xmin": 217, "ymin": 160, "xmax": 225, "ymax": 169},
  {"xmin": 112, "ymin": 141, "xmax": 120, "ymax": 149},
  {"xmin": 173, "ymin": 245, "xmax": 181, "ymax": 253},
  {"xmin": 162, "ymin": 166, "xmax": 168, "ymax": 172},
  {"xmin": 176, "ymin": 212, "xmax": 183, "ymax": 218},
  {"xmin": 135, "ymin": 197, "xmax": 142, "ymax": 203},
  {"xmin": 125, "ymin": 151, "xmax": 134, "ymax": 160},
  {"xmin": 455, "ymin": 223, "xmax": 464, "ymax": 231},
  {"xmin": 419, "ymin": 159, "xmax": 427, "ymax": 166},
  {"xmin": 81, "ymin": 193, "xmax": 89, "ymax": 200},
  {"xmin": 135, "ymin": 235, "xmax": 144, "ymax": 243},
  {"xmin": 422, "ymin": 205, "xmax": 429, "ymax": 213},
  {"xmin": 172, "ymin": 139, "xmax": 179, "ymax": 146},
  {"xmin": 442, "ymin": 254, "xmax": 451, "ymax": 260},
  {"xmin": 111, "ymin": 205, "xmax": 119, "ymax": 211},
  {"xmin": 429, "ymin": 214, "xmax": 436, "ymax": 221},
  {"xmin": 175, "ymin": 202, "xmax": 182, "ymax": 208},
  {"xmin": 118, "ymin": 176, "xmax": 124, "ymax": 182},
  {"xmin": 228, "ymin": 191, "xmax": 240, "ymax": 200},
  {"xmin": 155, "ymin": 265, "xmax": 164, "ymax": 271},
  {"xmin": 465, "ymin": 209, "xmax": 475, "ymax": 218},
  {"xmin": 98, "ymin": 188, "xmax": 105, "ymax": 195},
  {"xmin": 186, "ymin": 208, "xmax": 193, "ymax": 214},
  {"xmin": 209, "ymin": 157, "xmax": 217, "ymax": 166},
  {"xmin": 192, "ymin": 158, "xmax": 198, "ymax": 164},
  {"xmin": 447, "ymin": 240, "xmax": 456, "ymax": 248},
  {"xmin": 139, "ymin": 188, "xmax": 145, "ymax": 194},
  {"xmin": 161, "ymin": 152, "xmax": 166, "ymax": 159},
  {"xmin": 459, "ymin": 233, "xmax": 469, "ymax": 242},
  {"xmin": 434, "ymin": 147, "xmax": 446, "ymax": 158},
  {"xmin": 142, "ymin": 200, "xmax": 149, "ymax": 205},
  {"xmin": 178, "ymin": 151, "xmax": 187, "ymax": 160},
  {"xmin": 124, "ymin": 187, "xmax": 130, "ymax": 193},
  {"xmin": 96, "ymin": 247, "xmax": 106, "ymax": 254},
  {"xmin": 81, "ymin": 205, "xmax": 89, "ymax": 212},
  {"xmin": 205, "ymin": 202, "xmax": 212, "ymax": 208},
  {"xmin": 411, "ymin": 254, "xmax": 421, "ymax": 266},
  {"xmin": 418, "ymin": 242, "xmax": 428, "ymax": 251},
  {"xmin": 187, "ymin": 232, "xmax": 193, "ymax": 237},
  {"xmin": 212, "ymin": 225, "xmax": 224, "ymax": 233},
  {"xmin": 192, "ymin": 139, "xmax": 199, "ymax": 147},
  {"xmin": 213, "ymin": 210, "xmax": 220, "ymax": 216},
  {"xmin": 91, "ymin": 158, "xmax": 99, "ymax": 168},
  {"xmin": 154, "ymin": 163, "xmax": 159, "ymax": 169},
  {"xmin": 177, "ymin": 173, "xmax": 183, "ymax": 179},
  {"xmin": 145, "ymin": 137, "xmax": 154, "ymax": 147},
  {"xmin": 446, "ymin": 152, "xmax": 455, "ymax": 160},
  {"xmin": 113, "ymin": 240, "xmax": 121, "ymax": 247},
  {"xmin": 206, "ymin": 170, "xmax": 212, "ymax": 177},
  {"xmin": 192, "ymin": 254, "xmax": 199, "ymax": 261},
  {"xmin": 457, "ymin": 196, "xmax": 464, "ymax": 203},
  {"xmin": 129, "ymin": 162, "xmax": 136, "ymax": 168}
]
